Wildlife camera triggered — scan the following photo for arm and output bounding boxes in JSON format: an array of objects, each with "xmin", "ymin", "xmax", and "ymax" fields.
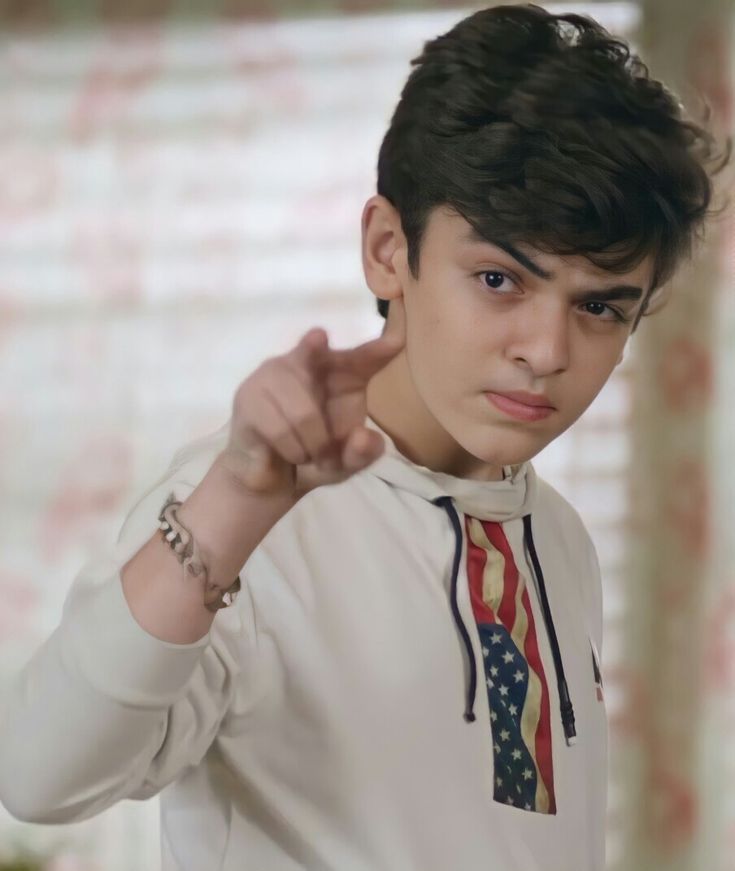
[
  {"xmin": 0, "ymin": 451, "xmax": 296, "ymax": 824},
  {"xmin": 120, "ymin": 453, "xmax": 298, "ymax": 645},
  {"xmin": 0, "ymin": 324, "xmax": 401, "ymax": 824}
]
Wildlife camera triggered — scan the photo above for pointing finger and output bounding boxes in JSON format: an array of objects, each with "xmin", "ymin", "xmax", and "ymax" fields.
[
  {"xmin": 291, "ymin": 327, "xmax": 330, "ymax": 370},
  {"xmin": 328, "ymin": 332, "xmax": 405, "ymax": 380}
]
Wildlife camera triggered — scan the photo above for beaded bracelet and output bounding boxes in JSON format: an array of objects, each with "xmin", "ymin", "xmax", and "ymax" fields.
[{"xmin": 157, "ymin": 492, "xmax": 241, "ymax": 613}]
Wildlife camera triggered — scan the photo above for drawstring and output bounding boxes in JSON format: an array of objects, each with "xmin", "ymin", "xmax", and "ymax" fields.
[
  {"xmin": 523, "ymin": 514, "xmax": 577, "ymax": 747},
  {"xmin": 432, "ymin": 497, "xmax": 577, "ymax": 746},
  {"xmin": 433, "ymin": 496, "xmax": 477, "ymax": 722}
]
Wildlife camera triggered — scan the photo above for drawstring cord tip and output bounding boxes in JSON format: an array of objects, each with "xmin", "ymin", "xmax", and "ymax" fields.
[{"xmin": 561, "ymin": 696, "xmax": 577, "ymax": 747}]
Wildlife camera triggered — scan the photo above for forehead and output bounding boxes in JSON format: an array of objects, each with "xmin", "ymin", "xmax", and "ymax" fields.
[{"xmin": 429, "ymin": 206, "xmax": 656, "ymax": 287}]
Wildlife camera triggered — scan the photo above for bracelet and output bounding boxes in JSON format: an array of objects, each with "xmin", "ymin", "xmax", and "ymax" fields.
[{"xmin": 157, "ymin": 492, "xmax": 241, "ymax": 613}]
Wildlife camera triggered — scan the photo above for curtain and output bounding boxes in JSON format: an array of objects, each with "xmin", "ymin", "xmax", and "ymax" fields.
[{"xmin": 612, "ymin": 1, "xmax": 735, "ymax": 870}]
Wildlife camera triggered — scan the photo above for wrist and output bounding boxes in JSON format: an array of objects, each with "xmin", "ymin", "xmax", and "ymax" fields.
[{"xmin": 213, "ymin": 451, "xmax": 302, "ymax": 509}]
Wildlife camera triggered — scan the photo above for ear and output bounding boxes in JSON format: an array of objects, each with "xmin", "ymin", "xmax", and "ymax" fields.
[{"xmin": 361, "ymin": 194, "xmax": 408, "ymax": 310}]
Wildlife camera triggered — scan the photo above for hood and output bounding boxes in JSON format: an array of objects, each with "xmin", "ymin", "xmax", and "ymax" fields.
[
  {"xmin": 362, "ymin": 413, "xmax": 578, "ymax": 748},
  {"xmin": 363, "ymin": 414, "xmax": 539, "ymax": 521}
]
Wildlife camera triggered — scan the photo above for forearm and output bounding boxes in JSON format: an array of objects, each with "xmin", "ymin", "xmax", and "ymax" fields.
[
  {"xmin": 0, "ymin": 452, "xmax": 292, "ymax": 822},
  {"xmin": 121, "ymin": 452, "xmax": 298, "ymax": 644}
]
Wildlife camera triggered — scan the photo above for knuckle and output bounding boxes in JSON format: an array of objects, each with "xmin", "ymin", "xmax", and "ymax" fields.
[
  {"xmin": 233, "ymin": 376, "xmax": 251, "ymax": 401},
  {"xmin": 272, "ymin": 422, "xmax": 294, "ymax": 444},
  {"xmin": 232, "ymin": 389, "xmax": 249, "ymax": 418},
  {"xmin": 283, "ymin": 355, "xmax": 313, "ymax": 386},
  {"xmin": 232, "ymin": 381, "xmax": 260, "ymax": 416},
  {"xmin": 254, "ymin": 356, "xmax": 278, "ymax": 380},
  {"xmin": 261, "ymin": 356, "xmax": 286, "ymax": 380},
  {"xmin": 273, "ymin": 433, "xmax": 306, "ymax": 464},
  {"xmin": 293, "ymin": 407, "xmax": 318, "ymax": 429}
]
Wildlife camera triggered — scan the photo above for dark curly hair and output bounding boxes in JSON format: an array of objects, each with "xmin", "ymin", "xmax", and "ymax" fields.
[{"xmin": 375, "ymin": 3, "xmax": 730, "ymax": 329}]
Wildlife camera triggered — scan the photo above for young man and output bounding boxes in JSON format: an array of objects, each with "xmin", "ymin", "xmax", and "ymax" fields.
[{"xmin": 0, "ymin": 5, "xmax": 725, "ymax": 870}]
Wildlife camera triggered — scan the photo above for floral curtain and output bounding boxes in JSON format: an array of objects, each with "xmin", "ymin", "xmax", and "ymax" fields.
[{"xmin": 614, "ymin": 1, "xmax": 735, "ymax": 870}]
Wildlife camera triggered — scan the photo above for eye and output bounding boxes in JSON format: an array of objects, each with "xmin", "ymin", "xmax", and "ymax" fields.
[
  {"xmin": 476, "ymin": 271, "xmax": 633, "ymax": 325},
  {"xmin": 478, "ymin": 270, "xmax": 517, "ymax": 293},
  {"xmin": 582, "ymin": 301, "xmax": 630, "ymax": 324}
]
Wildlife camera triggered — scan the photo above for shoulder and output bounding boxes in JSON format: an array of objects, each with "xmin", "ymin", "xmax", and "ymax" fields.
[
  {"xmin": 532, "ymin": 472, "xmax": 594, "ymax": 550},
  {"xmin": 530, "ymin": 468, "xmax": 604, "ymax": 644}
]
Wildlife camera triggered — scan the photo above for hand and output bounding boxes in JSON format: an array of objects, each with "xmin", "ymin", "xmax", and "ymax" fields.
[{"xmin": 217, "ymin": 326, "xmax": 404, "ymax": 500}]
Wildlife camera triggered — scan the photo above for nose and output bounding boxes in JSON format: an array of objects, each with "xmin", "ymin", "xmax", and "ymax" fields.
[{"xmin": 507, "ymin": 304, "xmax": 570, "ymax": 377}]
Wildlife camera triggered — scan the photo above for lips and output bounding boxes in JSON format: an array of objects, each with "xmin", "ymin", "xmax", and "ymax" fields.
[
  {"xmin": 490, "ymin": 390, "xmax": 555, "ymax": 409},
  {"xmin": 484, "ymin": 390, "xmax": 555, "ymax": 422}
]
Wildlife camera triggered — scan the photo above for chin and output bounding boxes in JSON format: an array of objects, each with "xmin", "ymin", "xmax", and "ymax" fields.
[{"xmin": 463, "ymin": 426, "xmax": 548, "ymax": 468}]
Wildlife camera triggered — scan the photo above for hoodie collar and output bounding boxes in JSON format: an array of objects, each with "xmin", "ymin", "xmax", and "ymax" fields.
[
  {"xmin": 363, "ymin": 414, "xmax": 537, "ymax": 522},
  {"xmin": 363, "ymin": 415, "xmax": 578, "ymax": 745}
]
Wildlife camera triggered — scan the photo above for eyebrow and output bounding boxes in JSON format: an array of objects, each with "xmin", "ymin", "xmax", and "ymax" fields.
[{"xmin": 461, "ymin": 228, "xmax": 645, "ymax": 303}]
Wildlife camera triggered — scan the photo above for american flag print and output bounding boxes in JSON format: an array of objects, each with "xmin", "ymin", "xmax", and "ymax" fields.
[{"xmin": 465, "ymin": 515, "xmax": 557, "ymax": 814}]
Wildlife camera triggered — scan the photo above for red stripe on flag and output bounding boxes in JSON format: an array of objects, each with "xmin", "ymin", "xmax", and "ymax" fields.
[
  {"xmin": 465, "ymin": 519, "xmax": 497, "ymax": 624},
  {"xmin": 483, "ymin": 522, "xmax": 518, "ymax": 631},
  {"xmin": 519, "ymin": 580, "xmax": 556, "ymax": 813}
]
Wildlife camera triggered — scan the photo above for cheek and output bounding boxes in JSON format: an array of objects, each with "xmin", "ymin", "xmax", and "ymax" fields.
[
  {"xmin": 406, "ymin": 279, "xmax": 469, "ymax": 354},
  {"xmin": 567, "ymin": 349, "xmax": 620, "ymax": 410},
  {"xmin": 405, "ymin": 299, "xmax": 474, "ymax": 397}
]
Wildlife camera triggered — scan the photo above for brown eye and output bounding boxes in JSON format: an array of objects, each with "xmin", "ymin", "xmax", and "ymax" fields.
[
  {"xmin": 582, "ymin": 301, "xmax": 629, "ymax": 323},
  {"xmin": 480, "ymin": 270, "xmax": 515, "ymax": 292},
  {"xmin": 484, "ymin": 272, "xmax": 506, "ymax": 288}
]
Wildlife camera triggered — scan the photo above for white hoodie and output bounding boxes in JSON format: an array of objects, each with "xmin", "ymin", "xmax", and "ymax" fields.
[{"xmin": 0, "ymin": 415, "xmax": 608, "ymax": 871}]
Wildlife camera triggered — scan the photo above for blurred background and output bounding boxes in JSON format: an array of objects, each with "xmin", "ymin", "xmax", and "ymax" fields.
[{"xmin": 0, "ymin": 1, "xmax": 732, "ymax": 869}]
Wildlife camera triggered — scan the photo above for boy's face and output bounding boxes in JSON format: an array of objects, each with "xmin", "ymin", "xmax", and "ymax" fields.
[{"xmin": 363, "ymin": 198, "xmax": 654, "ymax": 480}]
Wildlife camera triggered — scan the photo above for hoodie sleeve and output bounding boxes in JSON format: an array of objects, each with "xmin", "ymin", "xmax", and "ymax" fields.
[{"xmin": 0, "ymin": 461, "xmax": 261, "ymax": 825}]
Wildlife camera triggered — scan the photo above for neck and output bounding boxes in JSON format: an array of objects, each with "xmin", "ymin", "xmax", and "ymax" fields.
[{"xmin": 365, "ymin": 350, "xmax": 505, "ymax": 482}]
